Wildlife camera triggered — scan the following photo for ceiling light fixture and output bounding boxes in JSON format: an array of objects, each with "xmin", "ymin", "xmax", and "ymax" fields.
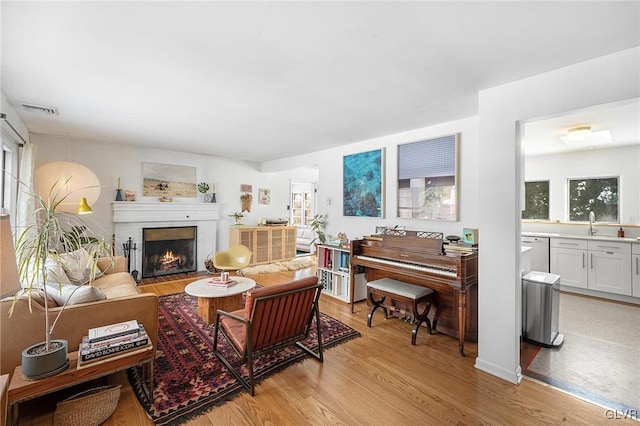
[{"xmin": 566, "ymin": 126, "xmax": 592, "ymax": 141}]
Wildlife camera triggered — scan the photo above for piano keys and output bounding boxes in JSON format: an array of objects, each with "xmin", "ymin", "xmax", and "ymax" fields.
[{"xmin": 349, "ymin": 231, "xmax": 478, "ymax": 356}]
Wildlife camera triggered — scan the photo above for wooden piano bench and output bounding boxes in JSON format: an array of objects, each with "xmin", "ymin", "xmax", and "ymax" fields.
[{"xmin": 366, "ymin": 278, "xmax": 434, "ymax": 345}]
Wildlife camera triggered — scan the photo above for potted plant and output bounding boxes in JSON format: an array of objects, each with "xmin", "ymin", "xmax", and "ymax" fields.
[
  {"xmin": 229, "ymin": 212, "xmax": 244, "ymax": 226},
  {"xmin": 309, "ymin": 213, "xmax": 327, "ymax": 245},
  {"xmin": 10, "ymin": 181, "xmax": 110, "ymax": 379},
  {"xmin": 197, "ymin": 182, "xmax": 212, "ymax": 203}
]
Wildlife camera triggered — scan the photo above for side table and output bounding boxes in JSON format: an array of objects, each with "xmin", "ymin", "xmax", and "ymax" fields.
[
  {"xmin": 7, "ymin": 345, "xmax": 153, "ymax": 426},
  {"xmin": 1, "ymin": 374, "xmax": 8, "ymax": 426}
]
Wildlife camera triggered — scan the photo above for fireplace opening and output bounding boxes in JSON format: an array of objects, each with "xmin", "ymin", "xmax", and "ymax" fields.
[{"xmin": 142, "ymin": 226, "xmax": 197, "ymax": 278}]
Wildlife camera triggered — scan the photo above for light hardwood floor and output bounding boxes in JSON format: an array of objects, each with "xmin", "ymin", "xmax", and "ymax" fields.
[{"xmin": 19, "ymin": 267, "xmax": 636, "ymax": 425}]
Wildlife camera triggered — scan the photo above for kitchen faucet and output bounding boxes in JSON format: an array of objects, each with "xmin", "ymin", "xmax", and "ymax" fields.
[{"xmin": 588, "ymin": 211, "xmax": 596, "ymax": 236}]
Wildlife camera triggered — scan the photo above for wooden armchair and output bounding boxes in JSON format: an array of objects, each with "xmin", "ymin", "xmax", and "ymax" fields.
[{"xmin": 213, "ymin": 276, "xmax": 324, "ymax": 396}]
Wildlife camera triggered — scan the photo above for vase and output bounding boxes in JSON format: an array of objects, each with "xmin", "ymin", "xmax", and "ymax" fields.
[
  {"xmin": 203, "ymin": 193, "xmax": 213, "ymax": 203},
  {"xmin": 22, "ymin": 339, "xmax": 69, "ymax": 379}
]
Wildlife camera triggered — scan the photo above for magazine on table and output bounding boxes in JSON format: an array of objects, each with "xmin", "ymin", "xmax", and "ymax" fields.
[{"xmin": 207, "ymin": 278, "xmax": 237, "ymax": 287}]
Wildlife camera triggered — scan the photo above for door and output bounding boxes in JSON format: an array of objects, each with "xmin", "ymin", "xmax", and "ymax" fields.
[{"xmin": 290, "ymin": 180, "xmax": 315, "ymax": 227}]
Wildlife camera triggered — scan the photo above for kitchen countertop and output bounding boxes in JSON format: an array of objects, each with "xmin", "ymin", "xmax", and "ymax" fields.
[{"xmin": 523, "ymin": 231, "xmax": 640, "ymax": 244}]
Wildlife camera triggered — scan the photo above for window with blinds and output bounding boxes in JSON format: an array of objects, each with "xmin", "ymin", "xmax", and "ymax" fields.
[{"xmin": 397, "ymin": 134, "xmax": 459, "ymax": 221}]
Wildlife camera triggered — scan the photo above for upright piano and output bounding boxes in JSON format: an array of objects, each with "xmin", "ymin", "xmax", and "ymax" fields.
[{"xmin": 349, "ymin": 230, "xmax": 478, "ymax": 355}]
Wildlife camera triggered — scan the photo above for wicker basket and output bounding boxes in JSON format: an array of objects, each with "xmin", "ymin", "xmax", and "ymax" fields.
[{"xmin": 53, "ymin": 384, "xmax": 121, "ymax": 426}]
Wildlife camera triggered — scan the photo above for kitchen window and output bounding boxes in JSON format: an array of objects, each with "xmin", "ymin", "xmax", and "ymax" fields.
[
  {"xmin": 568, "ymin": 176, "xmax": 619, "ymax": 223},
  {"xmin": 522, "ymin": 180, "xmax": 549, "ymax": 220}
]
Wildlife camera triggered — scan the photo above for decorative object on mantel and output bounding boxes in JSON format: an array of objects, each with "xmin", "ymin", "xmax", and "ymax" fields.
[
  {"xmin": 115, "ymin": 177, "xmax": 124, "ymax": 201},
  {"xmin": 210, "ymin": 182, "xmax": 217, "ymax": 203},
  {"xmin": 240, "ymin": 193, "xmax": 252, "ymax": 212},
  {"xmin": 197, "ymin": 182, "xmax": 211, "ymax": 203},
  {"xmin": 158, "ymin": 196, "xmax": 173, "ymax": 202},
  {"xmin": 125, "ymin": 190, "xmax": 136, "ymax": 201},
  {"xmin": 229, "ymin": 212, "xmax": 244, "ymax": 226}
]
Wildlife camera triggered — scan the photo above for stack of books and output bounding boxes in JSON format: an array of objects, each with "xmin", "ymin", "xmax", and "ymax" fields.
[
  {"xmin": 79, "ymin": 320, "xmax": 150, "ymax": 365},
  {"xmin": 444, "ymin": 242, "xmax": 478, "ymax": 252},
  {"xmin": 207, "ymin": 278, "xmax": 237, "ymax": 287}
]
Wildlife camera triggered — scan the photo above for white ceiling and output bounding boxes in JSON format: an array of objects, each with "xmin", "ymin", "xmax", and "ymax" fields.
[
  {"xmin": 2, "ymin": 1, "xmax": 639, "ymax": 163},
  {"xmin": 523, "ymin": 98, "xmax": 640, "ymax": 157}
]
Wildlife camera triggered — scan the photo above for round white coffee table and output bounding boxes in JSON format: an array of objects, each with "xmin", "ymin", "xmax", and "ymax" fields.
[{"xmin": 184, "ymin": 276, "xmax": 256, "ymax": 325}]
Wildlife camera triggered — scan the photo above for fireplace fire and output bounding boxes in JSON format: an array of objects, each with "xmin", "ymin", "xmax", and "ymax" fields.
[{"xmin": 142, "ymin": 226, "xmax": 197, "ymax": 278}]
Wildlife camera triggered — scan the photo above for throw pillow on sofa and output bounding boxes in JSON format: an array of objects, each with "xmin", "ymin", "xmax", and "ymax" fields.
[
  {"xmin": 21, "ymin": 256, "xmax": 73, "ymax": 289},
  {"xmin": 46, "ymin": 283, "xmax": 107, "ymax": 306},
  {"xmin": 59, "ymin": 248, "xmax": 104, "ymax": 285}
]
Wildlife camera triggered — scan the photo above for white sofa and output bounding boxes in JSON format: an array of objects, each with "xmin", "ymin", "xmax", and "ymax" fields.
[{"xmin": 296, "ymin": 227, "xmax": 315, "ymax": 253}]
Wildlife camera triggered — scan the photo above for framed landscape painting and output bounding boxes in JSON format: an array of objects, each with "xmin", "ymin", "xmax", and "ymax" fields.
[
  {"xmin": 142, "ymin": 162, "xmax": 197, "ymax": 197},
  {"xmin": 343, "ymin": 148, "xmax": 384, "ymax": 217}
]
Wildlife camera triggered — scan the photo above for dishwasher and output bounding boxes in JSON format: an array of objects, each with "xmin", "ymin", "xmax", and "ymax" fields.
[{"xmin": 520, "ymin": 236, "xmax": 550, "ymax": 273}]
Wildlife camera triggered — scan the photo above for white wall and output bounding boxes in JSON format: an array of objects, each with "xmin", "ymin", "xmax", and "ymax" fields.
[
  {"xmin": 477, "ymin": 47, "xmax": 640, "ymax": 384},
  {"xmin": 525, "ymin": 145, "xmax": 640, "ymax": 226},
  {"xmin": 29, "ymin": 133, "xmax": 318, "ymax": 254},
  {"xmin": 263, "ymin": 116, "xmax": 480, "ymax": 241}
]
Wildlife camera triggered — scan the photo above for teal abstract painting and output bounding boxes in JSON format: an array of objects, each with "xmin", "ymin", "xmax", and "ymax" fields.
[{"xmin": 343, "ymin": 149, "xmax": 384, "ymax": 217}]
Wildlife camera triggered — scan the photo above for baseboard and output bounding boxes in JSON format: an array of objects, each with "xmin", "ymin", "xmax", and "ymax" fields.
[{"xmin": 474, "ymin": 357, "xmax": 522, "ymax": 385}]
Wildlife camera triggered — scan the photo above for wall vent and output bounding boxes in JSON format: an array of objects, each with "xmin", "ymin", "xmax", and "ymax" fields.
[{"xmin": 17, "ymin": 101, "xmax": 59, "ymax": 115}]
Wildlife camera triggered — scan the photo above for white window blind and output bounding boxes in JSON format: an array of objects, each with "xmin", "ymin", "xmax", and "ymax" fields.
[{"xmin": 398, "ymin": 135, "xmax": 456, "ymax": 180}]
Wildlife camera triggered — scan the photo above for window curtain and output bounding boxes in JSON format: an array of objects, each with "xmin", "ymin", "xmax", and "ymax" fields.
[{"xmin": 16, "ymin": 142, "xmax": 36, "ymax": 237}]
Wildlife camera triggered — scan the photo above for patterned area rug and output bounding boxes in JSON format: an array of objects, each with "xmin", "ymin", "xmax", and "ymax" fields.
[{"xmin": 128, "ymin": 292, "xmax": 360, "ymax": 426}]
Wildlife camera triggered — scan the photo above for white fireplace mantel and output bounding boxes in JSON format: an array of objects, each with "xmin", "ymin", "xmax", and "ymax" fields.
[{"xmin": 112, "ymin": 202, "xmax": 219, "ymax": 277}]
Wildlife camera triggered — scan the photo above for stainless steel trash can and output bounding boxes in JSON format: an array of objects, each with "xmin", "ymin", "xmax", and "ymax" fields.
[{"xmin": 522, "ymin": 271, "xmax": 564, "ymax": 347}]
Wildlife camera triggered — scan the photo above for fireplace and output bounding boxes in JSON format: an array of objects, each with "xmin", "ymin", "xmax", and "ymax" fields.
[{"xmin": 142, "ymin": 226, "xmax": 197, "ymax": 278}]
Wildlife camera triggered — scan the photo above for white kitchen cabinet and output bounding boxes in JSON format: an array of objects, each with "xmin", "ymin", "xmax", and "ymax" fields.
[
  {"xmin": 550, "ymin": 239, "xmax": 588, "ymax": 289},
  {"xmin": 633, "ymin": 244, "xmax": 640, "ymax": 297},
  {"xmin": 550, "ymin": 238, "xmax": 632, "ymax": 296},
  {"xmin": 587, "ymin": 241, "xmax": 631, "ymax": 296}
]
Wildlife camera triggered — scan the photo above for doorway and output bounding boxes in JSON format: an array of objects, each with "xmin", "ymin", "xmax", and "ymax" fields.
[
  {"xmin": 518, "ymin": 99, "xmax": 640, "ymax": 411},
  {"xmin": 289, "ymin": 179, "xmax": 316, "ymax": 228}
]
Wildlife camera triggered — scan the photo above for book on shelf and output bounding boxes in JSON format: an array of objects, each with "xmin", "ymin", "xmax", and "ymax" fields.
[
  {"xmin": 80, "ymin": 329, "xmax": 149, "ymax": 364},
  {"xmin": 88, "ymin": 319, "xmax": 140, "ymax": 343}
]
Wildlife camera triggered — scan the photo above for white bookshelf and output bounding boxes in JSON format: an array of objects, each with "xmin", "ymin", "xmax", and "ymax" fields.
[{"xmin": 316, "ymin": 244, "xmax": 366, "ymax": 303}]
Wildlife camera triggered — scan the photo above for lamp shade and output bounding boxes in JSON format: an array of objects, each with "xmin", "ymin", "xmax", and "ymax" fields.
[
  {"xmin": 35, "ymin": 162, "xmax": 101, "ymax": 214},
  {"xmin": 0, "ymin": 214, "xmax": 20, "ymax": 295}
]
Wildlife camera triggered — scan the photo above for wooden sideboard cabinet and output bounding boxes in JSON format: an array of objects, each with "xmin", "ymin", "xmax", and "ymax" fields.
[{"xmin": 230, "ymin": 226, "xmax": 297, "ymax": 266}]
